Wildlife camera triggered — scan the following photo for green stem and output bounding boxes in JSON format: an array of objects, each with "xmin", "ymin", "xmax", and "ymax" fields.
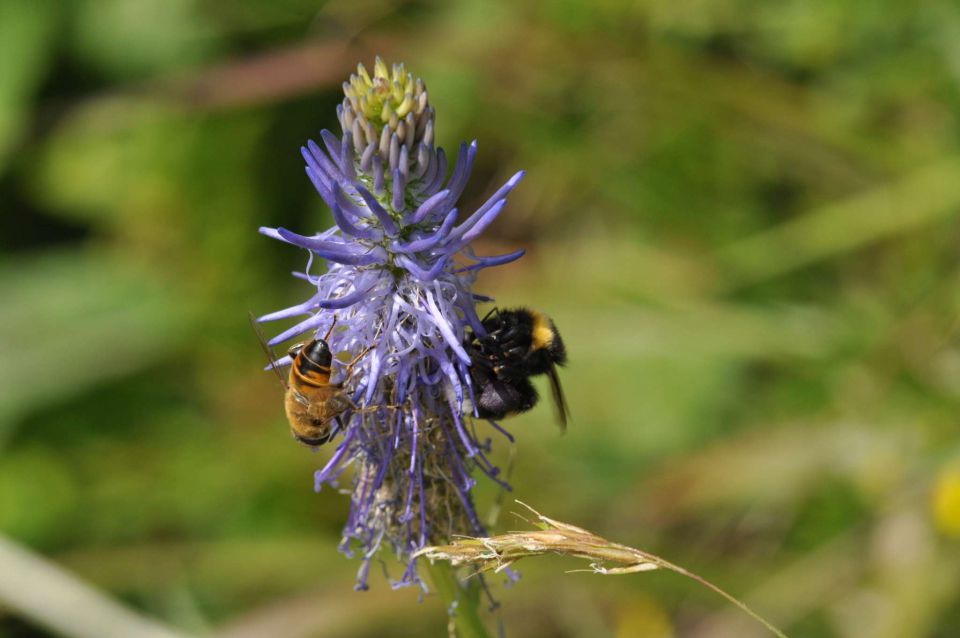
[{"xmin": 425, "ymin": 560, "xmax": 491, "ymax": 638}]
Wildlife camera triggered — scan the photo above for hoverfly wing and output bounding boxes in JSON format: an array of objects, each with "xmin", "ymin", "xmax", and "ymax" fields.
[{"xmin": 249, "ymin": 312, "xmax": 289, "ymax": 392}]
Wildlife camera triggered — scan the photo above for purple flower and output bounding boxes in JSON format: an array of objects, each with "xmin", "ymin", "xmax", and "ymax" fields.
[{"xmin": 258, "ymin": 58, "xmax": 525, "ymax": 589}]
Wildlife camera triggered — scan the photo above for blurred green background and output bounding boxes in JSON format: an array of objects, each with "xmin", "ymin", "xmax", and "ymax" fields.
[{"xmin": 3, "ymin": 1, "xmax": 960, "ymax": 636}]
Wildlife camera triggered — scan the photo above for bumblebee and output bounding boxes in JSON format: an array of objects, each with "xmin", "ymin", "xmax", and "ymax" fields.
[{"xmin": 465, "ymin": 307, "xmax": 569, "ymax": 429}]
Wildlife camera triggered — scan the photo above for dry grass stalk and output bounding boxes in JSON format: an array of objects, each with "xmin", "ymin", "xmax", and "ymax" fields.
[{"xmin": 415, "ymin": 501, "xmax": 788, "ymax": 638}]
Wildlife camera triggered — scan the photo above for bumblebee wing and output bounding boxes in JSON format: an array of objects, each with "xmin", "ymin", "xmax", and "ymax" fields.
[
  {"xmin": 546, "ymin": 363, "xmax": 570, "ymax": 432},
  {"xmin": 249, "ymin": 312, "xmax": 289, "ymax": 392}
]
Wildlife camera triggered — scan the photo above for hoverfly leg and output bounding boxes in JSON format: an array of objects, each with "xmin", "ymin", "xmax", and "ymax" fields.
[
  {"xmin": 342, "ymin": 345, "xmax": 376, "ymax": 379},
  {"xmin": 323, "ymin": 314, "xmax": 338, "ymax": 341}
]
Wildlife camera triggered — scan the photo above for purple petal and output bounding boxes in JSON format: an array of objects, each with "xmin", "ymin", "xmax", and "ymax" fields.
[
  {"xmin": 301, "ymin": 146, "xmax": 334, "ymax": 190},
  {"xmin": 350, "ymin": 118, "xmax": 362, "ymax": 149},
  {"xmin": 392, "ymin": 207, "xmax": 457, "ymax": 253},
  {"xmin": 261, "ymin": 354, "xmax": 292, "ymax": 371},
  {"xmin": 389, "ymin": 133, "xmax": 400, "ymax": 172},
  {"xmin": 267, "ymin": 312, "xmax": 327, "ymax": 346},
  {"xmin": 372, "ymin": 154, "xmax": 385, "ymax": 195},
  {"xmin": 454, "ymin": 291, "xmax": 487, "ymax": 335},
  {"xmin": 355, "ymin": 186, "xmax": 399, "ymax": 236},
  {"xmin": 260, "ymin": 225, "xmax": 337, "ymax": 244},
  {"xmin": 485, "ymin": 418, "xmax": 515, "ymax": 443},
  {"xmin": 258, "ymin": 226, "xmax": 285, "ymax": 242},
  {"xmin": 423, "ymin": 118, "xmax": 434, "ymax": 147},
  {"xmin": 409, "ymin": 188, "xmax": 450, "ymax": 224},
  {"xmin": 455, "ymin": 248, "xmax": 526, "ymax": 272},
  {"xmin": 360, "ymin": 142, "xmax": 376, "ymax": 172},
  {"xmin": 291, "ymin": 270, "xmax": 318, "ymax": 284},
  {"xmin": 441, "ymin": 356, "xmax": 466, "ymax": 414},
  {"xmin": 317, "ymin": 282, "xmax": 376, "ymax": 309},
  {"xmin": 392, "ymin": 168, "xmax": 406, "ymax": 212},
  {"xmin": 304, "ymin": 167, "xmax": 336, "ymax": 209},
  {"xmin": 416, "ymin": 147, "xmax": 438, "ymax": 191},
  {"xmin": 304, "ymin": 140, "xmax": 342, "ymax": 184},
  {"xmin": 412, "ymin": 143, "xmax": 431, "ymax": 180},
  {"xmin": 444, "ymin": 141, "xmax": 477, "ymax": 205},
  {"xmin": 447, "ymin": 171, "xmax": 524, "ymax": 242},
  {"xmin": 314, "ymin": 427, "xmax": 357, "ymax": 486},
  {"xmin": 437, "ymin": 415, "xmax": 478, "ymax": 493},
  {"xmin": 424, "ymin": 290, "xmax": 471, "ymax": 364},
  {"xmin": 276, "ymin": 228, "xmax": 385, "ymax": 265},
  {"xmin": 443, "ymin": 199, "xmax": 508, "ymax": 254},
  {"xmin": 364, "ymin": 348, "xmax": 382, "ymax": 403},
  {"xmin": 257, "ymin": 291, "xmax": 322, "ymax": 321},
  {"xmin": 399, "ymin": 144, "xmax": 409, "ymax": 181},
  {"xmin": 422, "ymin": 147, "xmax": 446, "ymax": 195},
  {"xmin": 260, "ymin": 278, "xmax": 374, "ymax": 322},
  {"xmin": 273, "ymin": 226, "xmax": 348, "ymax": 250},
  {"xmin": 472, "ymin": 447, "xmax": 512, "ymax": 491},
  {"xmin": 397, "ymin": 254, "xmax": 449, "ymax": 282},
  {"xmin": 321, "ymin": 130, "xmax": 343, "ymax": 170},
  {"xmin": 334, "ymin": 183, "xmax": 375, "ymax": 220},
  {"xmin": 331, "ymin": 202, "xmax": 382, "ymax": 241},
  {"xmin": 340, "ymin": 131, "xmax": 356, "ymax": 181}
]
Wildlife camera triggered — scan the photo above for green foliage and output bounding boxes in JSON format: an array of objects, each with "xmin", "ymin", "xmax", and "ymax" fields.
[{"xmin": 3, "ymin": 1, "xmax": 960, "ymax": 636}]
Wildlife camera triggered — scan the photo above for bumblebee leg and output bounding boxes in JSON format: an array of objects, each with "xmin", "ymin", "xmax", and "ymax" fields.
[{"xmin": 506, "ymin": 345, "xmax": 527, "ymax": 357}]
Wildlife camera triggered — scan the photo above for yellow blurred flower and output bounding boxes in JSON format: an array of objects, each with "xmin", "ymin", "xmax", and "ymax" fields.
[
  {"xmin": 933, "ymin": 465, "xmax": 960, "ymax": 537},
  {"xmin": 615, "ymin": 596, "xmax": 674, "ymax": 638}
]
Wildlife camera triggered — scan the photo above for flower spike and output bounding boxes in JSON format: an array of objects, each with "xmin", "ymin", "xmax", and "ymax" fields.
[{"xmin": 258, "ymin": 58, "xmax": 528, "ymax": 591}]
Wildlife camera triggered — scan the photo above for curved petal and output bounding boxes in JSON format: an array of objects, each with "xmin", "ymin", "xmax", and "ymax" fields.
[
  {"xmin": 266, "ymin": 312, "xmax": 327, "ymax": 346},
  {"xmin": 305, "ymin": 139, "xmax": 342, "ymax": 184},
  {"xmin": 442, "ymin": 198, "xmax": 508, "ymax": 253},
  {"xmin": 392, "ymin": 167, "xmax": 406, "ymax": 212},
  {"xmin": 422, "ymin": 146, "xmax": 447, "ymax": 195},
  {"xmin": 423, "ymin": 289, "xmax": 471, "ymax": 365},
  {"xmin": 257, "ymin": 291, "xmax": 322, "ymax": 321},
  {"xmin": 443, "ymin": 141, "xmax": 477, "ymax": 205},
  {"xmin": 392, "ymin": 208, "xmax": 457, "ymax": 253},
  {"xmin": 316, "ymin": 280, "xmax": 376, "ymax": 309},
  {"xmin": 408, "ymin": 189, "xmax": 450, "ymax": 224},
  {"xmin": 397, "ymin": 254, "xmax": 449, "ymax": 282},
  {"xmin": 304, "ymin": 166, "xmax": 336, "ymax": 210},
  {"xmin": 332, "ymin": 201, "xmax": 382, "ymax": 241},
  {"xmin": 276, "ymin": 228, "xmax": 385, "ymax": 266},
  {"xmin": 354, "ymin": 185, "xmax": 400, "ymax": 236},
  {"xmin": 446, "ymin": 170, "xmax": 523, "ymax": 242},
  {"xmin": 455, "ymin": 248, "xmax": 526, "ymax": 272}
]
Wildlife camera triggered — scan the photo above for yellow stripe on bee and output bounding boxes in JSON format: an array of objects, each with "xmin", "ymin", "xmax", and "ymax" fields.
[
  {"xmin": 530, "ymin": 310, "xmax": 553, "ymax": 350},
  {"xmin": 292, "ymin": 364, "xmax": 332, "ymax": 387}
]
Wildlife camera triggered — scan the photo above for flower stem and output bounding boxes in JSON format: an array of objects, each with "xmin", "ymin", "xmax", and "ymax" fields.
[{"xmin": 425, "ymin": 560, "xmax": 491, "ymax": 638}]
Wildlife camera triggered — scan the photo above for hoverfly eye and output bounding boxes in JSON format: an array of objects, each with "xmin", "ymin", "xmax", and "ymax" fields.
[
  {"xmin": 288, "ymin": 343, "xmax": 304, "ymax": 358},
  {"xmin": 303, "ymin": 339, "xmax": 332, "ymax": 364}
]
